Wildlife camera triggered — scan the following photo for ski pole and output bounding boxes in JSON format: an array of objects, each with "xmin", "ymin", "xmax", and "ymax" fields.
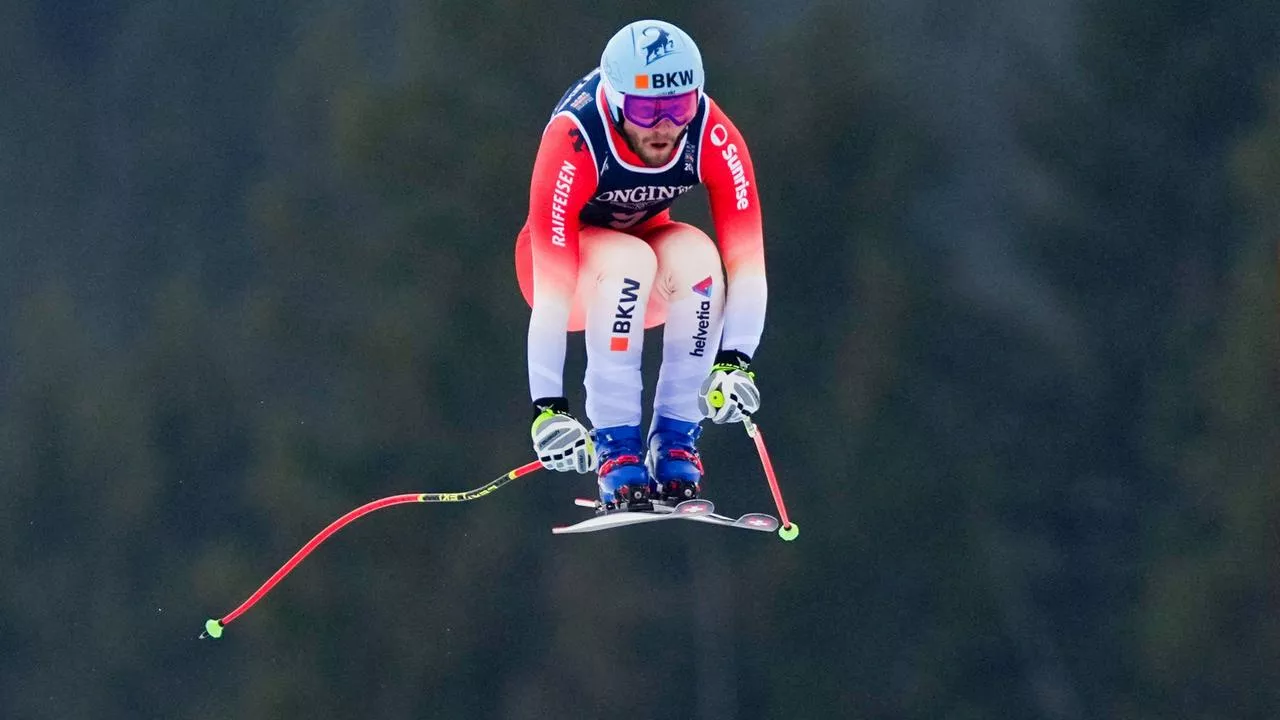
[
  {"xmin": 741, "ymin": 417, "xmax": 799, "ymax": 541},
  {"xmin": 201, "ymin": 459, "xmax": 544, "ymax": 639}
]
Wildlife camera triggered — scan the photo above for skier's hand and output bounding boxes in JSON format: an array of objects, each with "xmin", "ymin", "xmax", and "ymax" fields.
[
  {"xmin": 530, "ymin": 397, "xmax": 596, "ymax": 473},
  {"xmin": 698, "ymin": 350, "xmax": 761, "ymax": 424}
]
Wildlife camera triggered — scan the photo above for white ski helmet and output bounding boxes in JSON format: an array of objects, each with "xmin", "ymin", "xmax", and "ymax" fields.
[{"xmin": 599, "ymin": 20, "xmax": 705, "ymax": 124}]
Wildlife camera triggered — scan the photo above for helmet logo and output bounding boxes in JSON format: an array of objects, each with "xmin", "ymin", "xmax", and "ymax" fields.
[
  {"xmin": 640, "ymin": 26, "xmax": 676, "ymax": 65},
  {"xmin": 633, "ymin": 70, "xmax": 694, "ymax": 90}
]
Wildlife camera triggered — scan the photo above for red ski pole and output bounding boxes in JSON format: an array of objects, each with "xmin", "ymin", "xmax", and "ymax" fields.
[
  {"xmin": 201, "ymin": 459, "xmax": 544, "ymax": 639},
  {"xmin": 741, "ymin": 417, "xmax": 799, "ymax": 541}
]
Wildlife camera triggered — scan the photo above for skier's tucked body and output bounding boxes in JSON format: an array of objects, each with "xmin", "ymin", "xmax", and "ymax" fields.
[{"xmin": 517, "ymin": 19, "xmax": 768, "ymax": 511}]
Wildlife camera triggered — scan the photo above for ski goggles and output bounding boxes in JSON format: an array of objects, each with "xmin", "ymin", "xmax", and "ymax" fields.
[{"xmin": 621, "ymin": 90, "xmax": 700, "ymax": 128}]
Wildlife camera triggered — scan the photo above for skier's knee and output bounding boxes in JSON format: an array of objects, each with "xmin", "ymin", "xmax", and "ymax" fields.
[{"xmin": 600, "ymin": 235, "xmax": 658, "ymax": 280}]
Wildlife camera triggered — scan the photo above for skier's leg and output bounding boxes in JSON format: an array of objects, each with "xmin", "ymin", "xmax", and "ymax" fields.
[
  {"xmin": 573, "ymin": 226, "xmax": 657, "ymax": 508},
  {"xmin": 640, "ymin": 223, "xmax": 726, "ymax": 499}
]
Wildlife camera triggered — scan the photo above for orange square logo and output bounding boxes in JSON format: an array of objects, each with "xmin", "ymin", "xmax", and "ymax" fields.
[
  {"xmin": 610, "ymin": 336, "xmax": 630, "ymax": 352},
  {"xmin": 633, "ymin": 74, "xmax": 649, "ymax": 90}
]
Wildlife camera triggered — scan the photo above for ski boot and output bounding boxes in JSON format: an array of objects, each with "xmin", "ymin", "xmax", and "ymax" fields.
[
  {"xmin": 592, "ymin": 424, "xmax": 653, "ymax": 512},
  {"xmin": 647, "ymin": 416, "xmax": 704, "ymax": 504}
]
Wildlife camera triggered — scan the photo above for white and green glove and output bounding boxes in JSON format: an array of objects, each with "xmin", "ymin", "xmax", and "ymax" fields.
[
  {"xmin": 698, "ymin": 350, "xmax": 761, "ymax": 424},
  {"xmin": 530, "ymin": 397, "xmax": 596, "ymax": 473}
]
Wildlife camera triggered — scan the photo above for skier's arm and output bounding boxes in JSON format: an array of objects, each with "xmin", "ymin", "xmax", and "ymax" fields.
[
  {"xmin": 525, "ymin": 114, "xmax": 598, "ymax": 402},
  {"xmin": 699, "ymin": 100, "xmax": 767, "ymax": 359}
]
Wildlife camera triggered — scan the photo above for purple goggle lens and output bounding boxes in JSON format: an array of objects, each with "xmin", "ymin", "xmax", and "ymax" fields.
[{"xmin": 622, "ymin": 91, "xmax": 699, "ymax": 129}]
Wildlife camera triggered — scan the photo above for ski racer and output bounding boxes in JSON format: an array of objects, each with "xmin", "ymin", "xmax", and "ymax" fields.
[{"xmin": 516, "ymin": 19, "xmax": 767, "ymax": 511}]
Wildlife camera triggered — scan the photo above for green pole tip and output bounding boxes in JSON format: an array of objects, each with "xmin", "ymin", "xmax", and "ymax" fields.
[
  {"xmin": 203, "ymin": 619, "xmax": 224, "ymax": 639},
  {"xmin": 778, "ymin": 523, "xmax": 800, "ymax": 542}
]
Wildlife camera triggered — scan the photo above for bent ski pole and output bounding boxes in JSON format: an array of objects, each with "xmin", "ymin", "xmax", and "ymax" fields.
[
  {"xmin": 741, "ymin": 417, "xmax": 799, "ymax": 541},
  {"xmin": 201, "ymin": 459, "xmax": 544, "ymax": 639}
]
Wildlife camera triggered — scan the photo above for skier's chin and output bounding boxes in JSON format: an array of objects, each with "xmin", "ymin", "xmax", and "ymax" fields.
[{"xmin": 640, "ymin": 140, "xmax": 675, "ymax": 165}]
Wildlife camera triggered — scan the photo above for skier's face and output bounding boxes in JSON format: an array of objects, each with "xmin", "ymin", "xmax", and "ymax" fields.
[{"xmin": 622, "ymin": 117, "xmax": 686, "ymax": 167}]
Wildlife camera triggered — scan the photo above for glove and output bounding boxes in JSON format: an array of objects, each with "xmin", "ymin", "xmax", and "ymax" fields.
[
  {"xmin": 530, "ymin": 397, "xmax": 596, "ymax": 473},
  {"xmin": 698, "ymin": 350, "xmax": 761, "ymax": 424}
]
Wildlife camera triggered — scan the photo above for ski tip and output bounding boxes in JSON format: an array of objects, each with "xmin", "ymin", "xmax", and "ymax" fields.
[
  {"xmin": 200, "ymin": 618, "xmax": 224, "ymax": 639},
  {"xmin": 675, "ymin": 499, "xmax": 714, "ymax": 514},
  {"xmin": 778, "ymin": 522, "xmax": 800, "ymax": 542},
  {"xmin": 734, "ymin": 513, "xmax": 780, "ymax": 532}
]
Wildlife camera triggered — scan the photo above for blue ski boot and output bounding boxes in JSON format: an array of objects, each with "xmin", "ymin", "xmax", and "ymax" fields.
[
  {"xmin": 592, "ymin": 424, "xmax": 653, "ymax": 511},
  {"xmin": 647, "ymin": 416, "xmax": 704, "ymax": 503}
]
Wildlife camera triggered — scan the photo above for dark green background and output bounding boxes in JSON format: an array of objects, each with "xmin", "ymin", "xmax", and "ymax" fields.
[{"xmin": 3, "ymin": 1, "xmax": 1278, "ymax": 718}]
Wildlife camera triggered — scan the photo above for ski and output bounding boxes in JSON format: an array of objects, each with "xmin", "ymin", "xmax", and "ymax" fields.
[
  {"xmin": 552, "ymin": 499, "xmax": 714, "ymax": 534},
  {"xmin": 652, "ymin": 500, "xmax": 780, "ymax": 532},
  {"xmin": 568, "ymin": 498, "xmax": 780, "ymax": 533}
]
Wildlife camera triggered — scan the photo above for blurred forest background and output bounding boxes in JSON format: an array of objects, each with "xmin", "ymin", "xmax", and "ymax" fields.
[{"xmin": 3, "ymin": 0, "xmax": 1278, "ymax": 718}]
